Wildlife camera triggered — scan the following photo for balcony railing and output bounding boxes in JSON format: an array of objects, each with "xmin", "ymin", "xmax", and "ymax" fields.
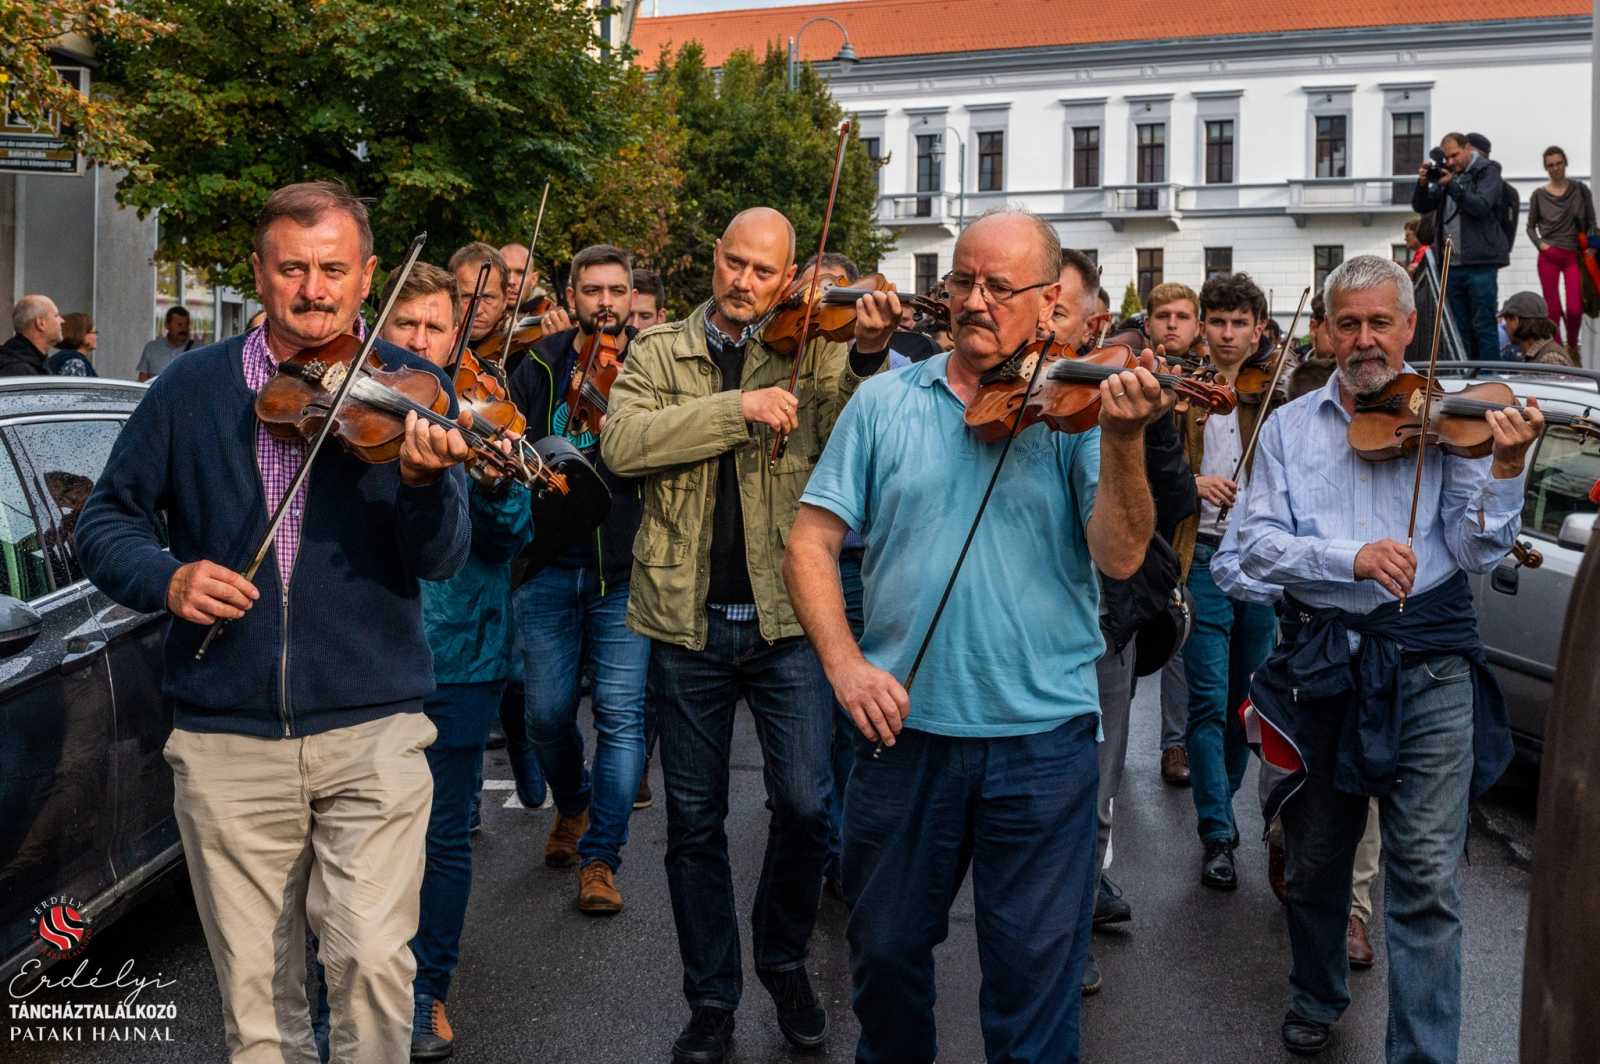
[{"xmin": 878, "ymin": 192, "xmax": 964, "ymax": 225}]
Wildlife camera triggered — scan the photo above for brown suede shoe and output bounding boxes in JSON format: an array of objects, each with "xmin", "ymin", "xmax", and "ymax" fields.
[
  {"xmin": 1160, "ymin": 746, "xmax": 1191, "ymax": 787},
  {"xmin": 1347, "ymin": 915, "xmax": 1375, "ymax": 970},
  {"xmin": 544, "ymin": 809, "xmax": 589, "ymax": 868},
  {"xmin": 1269, "ymin": 842, "xmax": 1288, "ymax": 906},
  {"xmin": 578, "ymin": 860, "xmax": 623, "ymax": 915}
]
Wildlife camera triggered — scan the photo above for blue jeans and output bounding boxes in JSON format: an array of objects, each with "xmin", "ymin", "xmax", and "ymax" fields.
[
  {"xmin": 1446, "ymin": 263, "xmax": 1501, "ymax": 362},
  {"xmin": 845, "ymin": 716, "xmax": 1099, "ymax": 1064},
  {"xmin": 1184, "ymin": 542, "xmax": 1278, "ymax": 844},
  {"xmin": 826, "ymin": 549, "xmax": 866, "ymax": 878},
  {"xmin": 651, "ymin": 613, "xmax": 833, "ymax": 1010},
  {"xmin": 1282, "ymin": 656, "xmax": 1474, "ymax": 1063},
  {"xmin": 412, "ymin": 681, "xmax": 503, "ymax": 1001},
  {"xmin": 514, "ymin": 566, "xmax": 649, "ymax": 871}
]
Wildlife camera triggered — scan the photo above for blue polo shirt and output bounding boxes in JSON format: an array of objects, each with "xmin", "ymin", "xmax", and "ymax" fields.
[{"xmin": 800, "ymin": 353, "xmax": 1104, "ymax": 738}]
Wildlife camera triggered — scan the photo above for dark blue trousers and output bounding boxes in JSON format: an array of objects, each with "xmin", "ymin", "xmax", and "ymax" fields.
[
  {"xmin": 1446, "ymin": 264, "xmax": 1501, "ymax": 361},
  {"xmin": 844, "ymin": 715, "xmax": 1100, "ymax": 1064}
]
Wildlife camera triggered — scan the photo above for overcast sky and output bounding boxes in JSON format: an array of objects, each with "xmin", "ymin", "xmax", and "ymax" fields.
[{"xmin": 649, "ymin": 0, "xmax": 852, "ymax": 14}]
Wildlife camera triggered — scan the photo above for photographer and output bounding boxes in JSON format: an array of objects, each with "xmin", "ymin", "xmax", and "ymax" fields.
[{"xmin": 1412, "ymin": 132, "xmax": 1513, "ymax": 360}]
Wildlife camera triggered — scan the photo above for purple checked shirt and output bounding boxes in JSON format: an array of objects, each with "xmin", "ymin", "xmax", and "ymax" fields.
[{"xmin": 242, "ymin": 325, "xmax": 309, "ymax": 586}]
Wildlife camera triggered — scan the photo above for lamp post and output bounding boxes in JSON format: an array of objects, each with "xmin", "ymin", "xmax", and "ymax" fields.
[
  {"xmin": 924, "ymin": 121, "xmax": 966, "ymax": 231},
  {"xmin": 787, "ymin": 16, "xmax": 858, "ymax": 91}
]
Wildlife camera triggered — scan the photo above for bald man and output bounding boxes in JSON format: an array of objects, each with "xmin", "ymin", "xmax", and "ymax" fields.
[
  {"xmin": 603, "ymin": 206, "xmax": 899, "ymax": 1064},
  {"xmin": 499, "ymin": 242, "xmax": 531, "ymax": 301},
  {"xmin": 3, "ymin": 295, "xmax": 62, "ymax": 376}
]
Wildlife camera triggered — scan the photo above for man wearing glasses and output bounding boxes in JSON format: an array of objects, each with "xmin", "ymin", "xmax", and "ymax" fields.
[{"xmin": 785, "ymin": 209, "xmax": 1170, "ymax": 1063}]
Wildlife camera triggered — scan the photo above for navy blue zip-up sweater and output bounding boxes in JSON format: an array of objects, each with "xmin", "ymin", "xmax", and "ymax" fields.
[{"xmin": 76, "ymin": 333, "xmax": 471, "ymax": 739}]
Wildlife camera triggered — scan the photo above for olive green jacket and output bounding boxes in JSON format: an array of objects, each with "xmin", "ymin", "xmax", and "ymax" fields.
[{"xmin": 599, "ymin": 302, "xmax": 868, "ymax": 649}]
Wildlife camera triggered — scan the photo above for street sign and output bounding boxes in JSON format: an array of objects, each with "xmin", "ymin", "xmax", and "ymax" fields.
[{"xmin": 0, "ymin": 65, "xmax": 87, "ymax": 176}]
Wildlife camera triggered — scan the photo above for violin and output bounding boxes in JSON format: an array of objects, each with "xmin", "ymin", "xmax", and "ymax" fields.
[
  {"xmin": 1231, "ymin": 363, "xmax": 1279, "ymax": 405},
  {"xmin": 1348, "ymin": 374, "xmax": 1600, "ymax": 461},
  {"xmin": 565, "ymin": 327, "xmax": 625, "ymax": 440},
  {"xmin": 964, "ymin": 341, "xmax": 1237, "ymax": 444},
  {"xmin": 761, "ymin": 272, "xmax": 949, "ymax": 357},
  {"xmin": 475, "ymin": 299, "xmax": 556, "ymax": 366},
  {"xmin": 1510, "ymin": 539, "xmax": 1544, "ymax": 570}
]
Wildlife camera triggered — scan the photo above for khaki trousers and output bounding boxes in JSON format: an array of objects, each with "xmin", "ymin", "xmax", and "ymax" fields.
[
  {"xmin": 164, "ymin": 713, "xmax": 436, "ymax": 1064},
  {"xmin": 1350, "ymin": 797, "xmax": 1382, "ymax": 924}
]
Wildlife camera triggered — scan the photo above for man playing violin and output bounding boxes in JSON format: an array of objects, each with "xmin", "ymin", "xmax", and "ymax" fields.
[
  {"xmin": 1235, "ymin": 255, "xmax": 1541, "ymax": 1060},
  {"xmin": 449, "ymin": 242, "xmax": 511, "ymax": 360},
  {"xmin": 602, "ymin": 206, "xmax": 896, "ymax": 1064},
  {"xmin": 76, "ymin": 181, "xmax": 473, "ymax": 1064},
  {"xmin": 785, "ymin": 209, "xmax": 1169, "ymax": 1064},
  {"xmin": 506, "ymin": 243, "xmax": 651, "ymax": 916},
  {"xmin": 373, "ymin": 262, "xmax": 532, "ymax": 1059}
]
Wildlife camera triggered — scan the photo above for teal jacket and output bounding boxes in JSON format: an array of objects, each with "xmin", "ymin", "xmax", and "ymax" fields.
[{"xmin": 421, "ymin": 481, "xmax": 533, "ymax": 685}]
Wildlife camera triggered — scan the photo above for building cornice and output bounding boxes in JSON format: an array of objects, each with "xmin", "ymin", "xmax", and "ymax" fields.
[{"xmin": 1192, "ymin": 89, "xmax": 1245, "ymax": 99}]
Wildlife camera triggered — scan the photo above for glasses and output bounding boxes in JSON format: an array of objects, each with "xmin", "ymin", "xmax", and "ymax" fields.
[{"xmin": 943, "ymin": 273, "xmax": 1053, "ymax": 306}]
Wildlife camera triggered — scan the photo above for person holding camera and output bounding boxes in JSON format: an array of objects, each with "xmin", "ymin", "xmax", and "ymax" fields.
[{"xmin": 1412, "ymin": 132, "xmax": 1513, "ymax": 361}]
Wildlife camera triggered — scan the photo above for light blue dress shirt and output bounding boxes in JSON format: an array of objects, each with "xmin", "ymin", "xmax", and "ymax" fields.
[
  {"xmin": 1235, "ymin": 370, "xmax": 1526, "ymax": 614},
  {"xmin": 800, "ymin": 353, "xmax": 1104, "ymax": 738}
]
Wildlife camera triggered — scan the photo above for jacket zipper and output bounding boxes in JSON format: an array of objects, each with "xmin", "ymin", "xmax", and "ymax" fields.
[
  {"xmin": 279, "ymin": 582, "xmax": 292, "ymax": 737},
  {"xmin": 596, "ymin": 528, "xmax": 606, "ymax": 598}
]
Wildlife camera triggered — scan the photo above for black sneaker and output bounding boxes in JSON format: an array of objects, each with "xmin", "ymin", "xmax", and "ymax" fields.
[
  {"xmin": 1093, "ymin": 874, "xmax": 1131, "ymax": 927},
  {"xmin": 1081, "ymin": 951, "xmax": 1103, "ymax": 995},
  {"xmin": 1201, "ymin": 840, "xmax": 1238, "ymax": 891},
  {"xmin": 758, "ymin": 966, "xmax": 828, "ymax": 1050},
  {"xmin": 672, "ymin": 1007, "xmax": 735, "ymax": 1064}
]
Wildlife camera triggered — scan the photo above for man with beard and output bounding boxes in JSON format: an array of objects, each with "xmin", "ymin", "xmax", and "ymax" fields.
[
  {"xmin": 507, "ymin": 244, "xmax": 649, "ymax": 915},
  {"xmin": 785, "ymin": 209, "xmax": 1168, "ymax": 1063},
  {"xmin": 602, "ymin": 207, "xmax": 896, "ymax": 1064},
  {"xmin": 1235, "ymin": 255, "xmax": 1540, "ymax": 1059},
  {"xmin": 76, "ymin": 181, "xmax": 471, "ymax": 1064}
]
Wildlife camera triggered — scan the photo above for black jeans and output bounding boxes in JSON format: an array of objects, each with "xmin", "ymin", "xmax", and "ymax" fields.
[{"xmin": 652, "ymin": 611, "xmax": 834, "ymax": 1010}]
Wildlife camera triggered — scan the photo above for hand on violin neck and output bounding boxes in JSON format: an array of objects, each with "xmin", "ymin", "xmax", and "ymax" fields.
[
  {"xmin": 852, "ymin": 289, "xmax": 901, "ymax": 354},
  {"xmin": 1354, "ymin": 539, "xmax": 1417, "ymax": 599},
  {"xmin": 741, "ymin": 387, "xmax": 800, "ymax": 434},
  {"xmin": 1487, "ymin": 397, "xmax": 1544, "ymax": 479},
  {"xmin": 1195, "ymin": 475, "xmax": 1239, "ymax": 508},
  {"xmin": 398, "ymin": 409, "xmax": 470, "ymax": 486},
  {"xmin": 167, "ymin": 560, "xmax": 259, "ymax": 625},
  {"xmin": 1098, "ymin": 366, "xmax": 1172, "ymax": 439},
  {"xmin": 542, "ymin": 305, "xmax": 574, "ymax": 335}
]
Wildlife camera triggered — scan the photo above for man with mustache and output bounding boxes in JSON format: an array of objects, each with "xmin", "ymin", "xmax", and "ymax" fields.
[
  {"xmin": 76, "ymin": 181, "xmax": 472, "ymax": 1063},
  {"xmin": 1234, "ymin": 255, "xmax": 1541, "ymax": 1059},
  {"xmin": 505, "ymin": 244, "xmax": 651, "ymax": 916},
  {"xmin": 785, "ymin": 209, "xmax": 1169, "ymax": 1063},
  {"xmin": 602, "ymin": 207, "xmax": 896, "ymax": 1064}
]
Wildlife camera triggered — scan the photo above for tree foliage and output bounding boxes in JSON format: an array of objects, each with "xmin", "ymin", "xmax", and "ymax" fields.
[
  {"xmin": 0, "ymin": 0, "xmax": 164, "ymax": 170},
  {"xmin": 645, "ymin": 44, "xmax": 892, "ymax": 313},
  {"xmin": 1120, "ymin": 281, "xmax": 1143, "ymax": 320}
]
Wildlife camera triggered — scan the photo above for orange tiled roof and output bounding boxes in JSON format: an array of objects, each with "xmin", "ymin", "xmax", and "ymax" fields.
[{"xmin": 631, "ymin": 0, "xmax": 1588, "ymax": 67}]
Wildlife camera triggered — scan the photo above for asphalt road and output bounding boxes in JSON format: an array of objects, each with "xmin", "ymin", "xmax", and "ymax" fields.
[{"xmin": 6, "ymin": 680, "xmax": 1537, "ymax": 1063}]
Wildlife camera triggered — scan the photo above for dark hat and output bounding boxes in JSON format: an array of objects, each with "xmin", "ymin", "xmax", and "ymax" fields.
[
  {"xmin": 1466, "ymin": 132, "xmax": 1492, "ymax": 154},
  {"xmin": 1500, "ymin": 291, "xmax": 1547, "ymax": 319}
]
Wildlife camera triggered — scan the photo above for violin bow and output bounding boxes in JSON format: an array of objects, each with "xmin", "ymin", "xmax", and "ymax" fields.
[
  {"xmin": 769, "ymin": 118, "xmax": 852, "ymax": 472},
  {"xmin": 1399, "ymin": 237, "xmax": 1453, "ymax": 613},
  {"xmin": 1217, "ymin": 286, "xmax": 1310, "ymax": 526},
  {"xmin": 196, "ymin": 232, "xmax": 429, "ymax": 662},
  {"xmin": 446, "ymin": 261, "xmax": 494, "ymax": 382},
  {"xmin": 499, "ymin": 180, "xmax": 552, "ymax": 355}
]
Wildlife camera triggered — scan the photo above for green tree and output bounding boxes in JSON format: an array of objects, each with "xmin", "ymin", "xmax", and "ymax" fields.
[
  {"xmin": 1120, "ymin": 281, "xmax": 1142, "ymax": 320},
  {"xmin": 99, "ymin": 0, "xmax": 682, "ymax": 289},
  {"xmin": 646, "ymin": 43, "xmax": 892, "ymax": 312}
]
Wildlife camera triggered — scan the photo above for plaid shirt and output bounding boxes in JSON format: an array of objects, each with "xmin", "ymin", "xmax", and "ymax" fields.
[{"xmin": 242, "ymin": 326, "xmax": 309, "ymax": 586}]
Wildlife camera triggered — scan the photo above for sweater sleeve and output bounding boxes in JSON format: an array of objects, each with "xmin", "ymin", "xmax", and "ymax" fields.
[
  {"xmin": 75, "ymin": 384, "xmax": 183, "ymax": 615},
  {"xmin": 395, "ymin": 466, "xmax": 471, "ymax": 582},
  {"xmin": 1527, "ymin": 189, "xmax": 1545, "ymax": 248}
]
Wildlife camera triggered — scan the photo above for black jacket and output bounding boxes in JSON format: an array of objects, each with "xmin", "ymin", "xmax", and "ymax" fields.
[
  {"xmin": 508, "ymin": 327, "xmax": 642, "ymax": 593},
  {"xmin": 0, "ymin": 333, "xmax": 49, "ymax": 376},
  {"xmin": 1411, "ymin": 156, "xmax": 1512, "ymax": 267}
]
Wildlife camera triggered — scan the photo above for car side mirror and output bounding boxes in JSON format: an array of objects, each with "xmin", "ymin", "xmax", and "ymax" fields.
[
  {"xmin": 1557, "ymin": 512, "xmax": 1597, "ymax": 552},
  {"xmin": 0, "ymin": 594, "xmax": 43, "ymax": 654}
]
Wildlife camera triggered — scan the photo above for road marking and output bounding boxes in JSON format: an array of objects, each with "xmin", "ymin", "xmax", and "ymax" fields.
[{"xmin": 481, "ymin": 778, "xmax": 545, "ymax": 809}]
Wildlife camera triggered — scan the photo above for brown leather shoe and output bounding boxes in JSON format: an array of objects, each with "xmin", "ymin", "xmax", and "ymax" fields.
[
  {"xmin": 578, "ymin": 860, "xmax": 623, "ymax": 915},
  {"xmin": 1269, "ymin": 842, "xmax": 1288, "ymax": 905},
  {"xmin": 544, "ymin": 809, "xmax": 589, "ymax": 868},
  {"xmin": 1160, "ymin": 746, "xmax": 1191, "ymax": 786},
  {"xmin": 1347, "ymin": 915, "xmax": 1375, "ymax": 970}
]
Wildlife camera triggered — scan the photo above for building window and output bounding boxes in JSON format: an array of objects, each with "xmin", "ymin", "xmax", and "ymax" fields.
[
  {"xmin": 914, "ymin": 254, "xmax": 939, "ymax": 296},
  {"xmin": 1204, "ymin": 120, "xmax": 1235, "ymax": 184},
  {"xmin": 1136, "ymin": 123, "xmax": 1166, "ymax": 210},
  {"xmin": 863, "ymin": 136, "xmax": 882, "ymax": 194},
  {"xmin": 977, "ymin": 131, "xmax": 1004, "ymax": 192},
  {"xmin": 1136, "ymin": 248, "xmax": 1164, "ymax": 304},
  {"xmin": 1073, "ymin": 126, "xmax": 1100, "ymax": 188},
  {"xmin": 1204, "ymin": 247, "xmax": 1233, "ymax": 279},
  {"xmin": 1315, "ymin": 115, "xmax": 1347, "ymax": 179},
  {"xmin": 916, "ymin": 134, "xmax": 941, "ymax": 217},
  {"xmin": 1391, "ymin": 111, "xmax": 1425, "ymax": 205},
  {"xmin": 1314, "ymin": 245, "xmax": 1344, "ymax": 291}
]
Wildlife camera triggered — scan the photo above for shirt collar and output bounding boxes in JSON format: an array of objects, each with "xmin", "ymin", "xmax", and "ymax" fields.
[
  {"xmin": 703, "ymin": 304, "xmax": 759, "ymax": 350},
  {"xmin": 1310, "ymin": 361, "xmax": 1420, "ymax": 421}
]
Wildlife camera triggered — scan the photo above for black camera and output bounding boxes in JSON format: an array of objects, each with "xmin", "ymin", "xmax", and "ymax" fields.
[{"xmin": 1422, "ymin": 146, "xmax": 1448, "ymax": 183}]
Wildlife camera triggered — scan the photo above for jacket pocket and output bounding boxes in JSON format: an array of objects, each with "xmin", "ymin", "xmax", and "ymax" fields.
[{"xmin": 633, "ymin": 514, "xmax": 689, "ymax": 566}]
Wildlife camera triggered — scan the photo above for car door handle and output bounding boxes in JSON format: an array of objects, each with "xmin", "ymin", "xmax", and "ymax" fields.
[
  {"xmin": 1490, "ymin": 564, "xmax": 1518, "ymax": 595},
  {"xmin": 60, "ymin": 636, "xmax": 106, "ymax": 672}
]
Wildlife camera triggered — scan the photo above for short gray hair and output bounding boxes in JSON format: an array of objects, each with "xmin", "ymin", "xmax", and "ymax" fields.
[
  {"xmin": 1323, "ymin": 255, "xmax": 1415, "ymax": 318},
  {"xmin": 969, "ymin": 208, "xmax": 1063, "ymax": 282},
  {"xmin": 12, "ymin": 294, "xmax": 53, "ymax": 334}
]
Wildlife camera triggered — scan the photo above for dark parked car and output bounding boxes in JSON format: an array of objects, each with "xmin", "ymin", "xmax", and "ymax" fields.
[{"xmin": 0, "ymin": 378, "xmax": 182, "ymax": 981}]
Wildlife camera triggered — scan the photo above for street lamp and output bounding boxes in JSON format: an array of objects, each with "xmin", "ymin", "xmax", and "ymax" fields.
[
  {"xmin": 923, "ymin": 120, "xmax": 966, "ymax": 231},
  {"xmin": 787, "ymin": 16, "xmax": 858, "ymax": 91}
]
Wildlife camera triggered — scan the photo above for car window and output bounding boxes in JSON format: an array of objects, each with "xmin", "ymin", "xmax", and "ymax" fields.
[
  {"xmin": 0, "ymin": 443, "xmax": 54, "ymax": 602},
  {"xmin": 1522, "ymin": 423, "xmax": 1600, "ymax": 539},
  {"xmin": 9, "ymin": 420, "xmax": 126, "ymax": 588}
]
